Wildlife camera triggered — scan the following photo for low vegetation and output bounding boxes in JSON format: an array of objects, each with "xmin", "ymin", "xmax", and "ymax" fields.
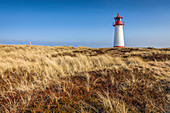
[{"xmin": 0, "ymin": 45, "xmax": 169, "ymax": 112}]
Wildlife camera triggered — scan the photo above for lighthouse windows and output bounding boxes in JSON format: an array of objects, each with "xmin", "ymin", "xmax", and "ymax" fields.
[{"xmin": 116, "ymin": 18, "xmax": 121, "ymax": 22}]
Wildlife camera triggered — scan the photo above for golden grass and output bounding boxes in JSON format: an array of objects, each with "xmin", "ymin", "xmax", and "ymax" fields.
[{"xmin": 0, "ymin": 45, "xmax": 169, "ymax": 112}]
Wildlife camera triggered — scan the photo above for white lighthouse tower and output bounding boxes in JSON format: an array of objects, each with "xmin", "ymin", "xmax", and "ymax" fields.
[{"xmin": 113, "ymin": 13, "xmax": 125, "ymax": 47}]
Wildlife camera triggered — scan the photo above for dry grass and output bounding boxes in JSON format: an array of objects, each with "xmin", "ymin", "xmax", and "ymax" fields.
[{"xmin": 0, "ymin": 45, "xmax": 169, "ymax": 112}]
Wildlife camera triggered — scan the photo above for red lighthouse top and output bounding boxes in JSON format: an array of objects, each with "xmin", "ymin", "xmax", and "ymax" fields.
[
  {"xmin": 113, "ymin": 13, "xmax": 125, "ymax": 26},
  {"xmin": 114, "ymin": 13, "xmax": 123, "ymax": 19}
]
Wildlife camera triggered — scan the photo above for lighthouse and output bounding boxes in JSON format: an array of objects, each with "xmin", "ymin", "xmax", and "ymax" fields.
[{"xmin": 113, "ymin": 13, "xmax": 125, "ymax": 47}]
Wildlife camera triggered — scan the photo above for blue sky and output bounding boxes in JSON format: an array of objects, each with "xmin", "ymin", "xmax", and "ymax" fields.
[{"xmin": 0, "ymin": 0, "xmax": 169, "ymax": 48}]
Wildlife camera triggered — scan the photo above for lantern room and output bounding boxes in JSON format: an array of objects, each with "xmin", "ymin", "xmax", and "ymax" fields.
[{"xmin": 113, "ymin": 13, "xmax": 125, "ymax": 26}]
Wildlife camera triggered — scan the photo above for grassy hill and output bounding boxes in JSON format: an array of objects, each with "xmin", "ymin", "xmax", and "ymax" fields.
[{"xmin": 0, "ymin": 45, "xmax": 169, "ymax": 112}]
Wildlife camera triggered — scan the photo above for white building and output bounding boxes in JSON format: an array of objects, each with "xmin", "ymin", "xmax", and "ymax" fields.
[{"xmin": 113, "ymin": 13, "xmax": 125, "ymax": 47}]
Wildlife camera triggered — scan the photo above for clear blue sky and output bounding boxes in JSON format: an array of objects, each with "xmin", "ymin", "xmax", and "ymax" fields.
[{"xmin": 0, "ymin": 0, "xmax": 169, "ymax": 48}]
